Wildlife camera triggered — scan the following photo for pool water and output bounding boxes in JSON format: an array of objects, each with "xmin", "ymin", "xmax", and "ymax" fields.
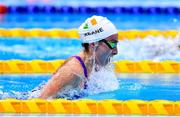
[
  {"xmin": 0, "ymin": 74, "xmax": 179, "ymax": 101},
  {"xmin": 1, "ymin": 14, "xmax": 180, "ymax": 29},
  {"xmin": 0, "ymin": 37, "xmax": 180, "ymax": 61},
  {"xmin": 0, "ymin": 7, "xmax": 179, "ymax": 102}
]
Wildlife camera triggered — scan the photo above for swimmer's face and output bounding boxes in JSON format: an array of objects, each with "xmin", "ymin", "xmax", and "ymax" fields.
[{"xmin": 95, "ymin": 33, "xmax": 118, "ymax": 66}]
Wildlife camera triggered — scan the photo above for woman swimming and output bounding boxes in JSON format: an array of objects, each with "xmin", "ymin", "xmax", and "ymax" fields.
[{"xmin": 38, "ymin": 15, "xmax": 119, "ymax": 99}]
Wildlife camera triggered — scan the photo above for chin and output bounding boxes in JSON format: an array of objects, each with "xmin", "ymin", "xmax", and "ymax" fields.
[{"xmin": 101, "ymin": 58, "xmax": 110, "ymax": 66}]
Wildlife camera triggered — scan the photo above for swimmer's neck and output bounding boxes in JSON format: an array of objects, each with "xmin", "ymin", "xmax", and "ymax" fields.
[{"xmin": 77, "ymin": 51, "xmax": 103, "ymax": 72}]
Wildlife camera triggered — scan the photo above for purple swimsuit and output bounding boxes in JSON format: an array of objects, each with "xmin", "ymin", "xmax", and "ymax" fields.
[{"xmin": 73, "ymin": 56, "xmax": 88, "ymax": 89}]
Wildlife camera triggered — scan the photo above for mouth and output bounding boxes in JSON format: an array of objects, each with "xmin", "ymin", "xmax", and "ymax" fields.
[
  {"xmin": 106, "ymin": 56, "xmax": 112, "ymax": 64},
  {"xmin": 100, "ymin": 53, "xmax": 113, "ymax": 66},
  {"xmin": 100, "ymin": 56, "xmax": 110, "ymax": 66}
]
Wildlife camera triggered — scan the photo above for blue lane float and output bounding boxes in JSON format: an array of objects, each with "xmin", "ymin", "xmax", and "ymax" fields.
[
  {"xmin": 60, "ymin": 6, "xmax": 76, "ymax": 13},
  {"xmin": 78, "ymin": 6, "xmax": 93, "ymax": 14},
  {"xmin": 165, "ymin": 7, "xmax": 180, "ymax": 14},
  {"xmin": 128, "ymin": 7, "xmax": 144, "ymax": 14},
  {"xmin": 3, "ymin": 6, "xmax": 180, "ymax": 14}
]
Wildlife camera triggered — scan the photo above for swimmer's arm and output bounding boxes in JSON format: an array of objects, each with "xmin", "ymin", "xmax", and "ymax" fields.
[{"xmin": 39, "ymin": 66, "xmax": 77, "ymax": 99}]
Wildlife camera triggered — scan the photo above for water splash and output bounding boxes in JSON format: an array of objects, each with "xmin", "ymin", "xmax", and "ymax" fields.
[
  {"xmin": 86, "ymin": 63, "xmax": 119, "ymax": 95},
  {"xmin": 115, "ymin": 35, "xmax": 180, "ymax": 61},
  {"xmin": 1, "ymin": 36, "xmax": 180, "ymax": 61}
]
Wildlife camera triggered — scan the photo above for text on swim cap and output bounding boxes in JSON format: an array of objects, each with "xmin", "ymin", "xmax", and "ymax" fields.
[{"xmin": 84, "ymin": 27, "xmax": 104, "ymax": 37}]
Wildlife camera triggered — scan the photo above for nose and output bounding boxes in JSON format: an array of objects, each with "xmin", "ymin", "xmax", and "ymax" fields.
[{"xmin": 112, "ymin": 47, "xmax": 118, "ymax": 55}]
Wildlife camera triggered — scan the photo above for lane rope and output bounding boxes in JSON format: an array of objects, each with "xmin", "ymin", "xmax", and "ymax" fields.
[
  {"xmin": 1, "ymin": 6, "xmax": 180, "ymax": 14},
  {"xmin": 0, "ymin": 60, "xmax": 179, "ymax": 73},
  {"xmin": 0, "ymin": 29, "xmax": 179, "ymax": 39}
]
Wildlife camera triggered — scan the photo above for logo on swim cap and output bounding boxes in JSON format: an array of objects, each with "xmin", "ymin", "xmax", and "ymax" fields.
[
  {"xmin": 84, "ymin": 27, "xmax": 104, "ymax": 37},
  {"xmin": 78, "ymin": 15, "xmax": 118, "ymax": 43},
  {"xmin": 91, "ymin": 18, "xmax": 97, "ymax": 25},
  {"xmin": 83, "ymin": 23, "xmax": 89, "ymax": 29}
]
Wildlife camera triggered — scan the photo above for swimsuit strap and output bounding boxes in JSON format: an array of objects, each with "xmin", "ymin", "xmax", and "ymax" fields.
[
  {"xmin": 73, "ymin": 56, "xmax": 88, "ymax": 79},
  {"xmin": 73, "ymin": 56, "xmax": 88, "ymax": 89}
]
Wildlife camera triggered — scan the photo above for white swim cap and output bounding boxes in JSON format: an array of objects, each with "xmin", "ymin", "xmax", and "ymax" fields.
[{"xmin": 78, "ymin": 15, "xmax": 118, "ymax": 43}]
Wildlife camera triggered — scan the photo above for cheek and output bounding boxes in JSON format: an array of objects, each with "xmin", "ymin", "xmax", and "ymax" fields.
[{"xmin": 97, "ymin": 46, "xmax": 111, "ymax": 57}]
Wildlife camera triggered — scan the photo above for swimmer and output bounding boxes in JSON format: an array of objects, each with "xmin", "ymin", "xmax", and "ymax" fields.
[{"xmin": 39, "ymin": 15, "xmax": 118, "ymax": 99}]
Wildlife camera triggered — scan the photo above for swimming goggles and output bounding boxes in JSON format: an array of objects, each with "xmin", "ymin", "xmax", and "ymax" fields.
[{"xmin": 100, "ymin": 39, "xmax": 118, "ymax": 49}]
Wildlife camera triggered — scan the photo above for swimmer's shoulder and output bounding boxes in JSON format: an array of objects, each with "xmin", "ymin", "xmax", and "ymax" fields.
[{"xmin": 54, "ymin": 52, "xmax": 84, "ymax": 76}]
